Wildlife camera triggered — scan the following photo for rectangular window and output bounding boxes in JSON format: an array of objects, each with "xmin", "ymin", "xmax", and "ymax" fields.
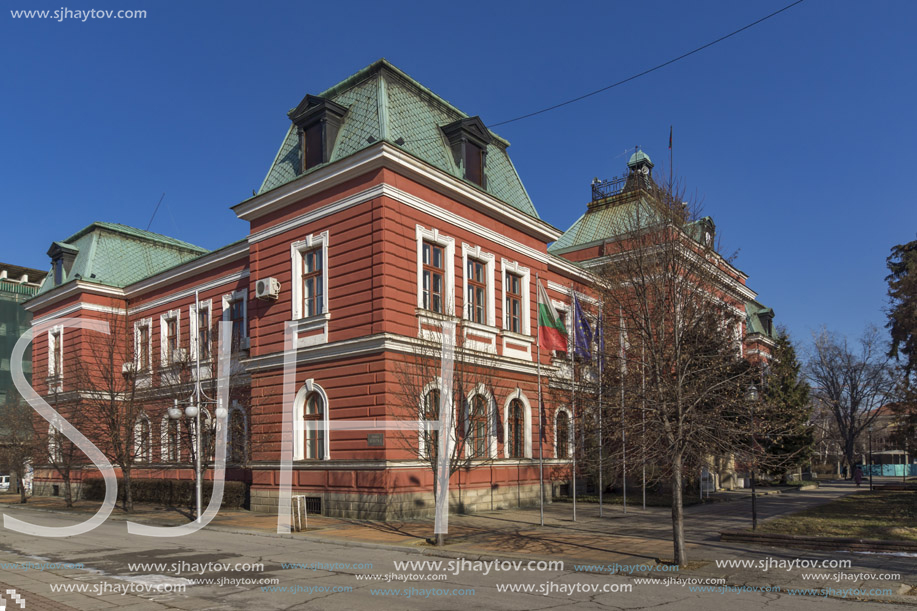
[
  {"xmin": 302, "ymin": 248, "xmax": 324, "ymax": 318},
  {"xmin": 198, "ymin": 308, "xmax": 210, "ymax": 361},
  {"xmin": 505, "ymin": 272, "xmax": 522, "ymax": 333},
  {"xmin": 303, "ymin": 122, "xmax": 323, "ymax": 170},
  {"xmin": 166, "ymin": 317, "xmax": 178, "ymax": 355},
  {"xmin": 49, "ymin": 329, "xmax": 62, "ymax": 380},
  {"xmin": 138, "ymin": 324, "xmax": 150, "ymax": 371},
  {"xmin": 229, "ymin": 299, "xmax": 246, "ymax": 350},
  {"xmin": 465, "ymin": 141, "xmax": 484, "ymax": 186},
  {"xmin": 466, "ymin": 259, "xmax": 487, "ymax": 324},
  {"xmin": 422, "ymin": 241, "xmax": 445, "ymax": 313}
]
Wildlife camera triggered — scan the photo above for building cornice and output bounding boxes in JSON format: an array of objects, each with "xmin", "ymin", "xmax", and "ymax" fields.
[{"xmin": 233, "ymin": 142, "xmax": 562, "ymax": 244}]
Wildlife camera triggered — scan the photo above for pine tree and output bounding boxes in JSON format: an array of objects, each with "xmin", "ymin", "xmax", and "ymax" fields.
[{"xmin": 762, "ymin": 329, "xmax": 813, "ymax": 479}]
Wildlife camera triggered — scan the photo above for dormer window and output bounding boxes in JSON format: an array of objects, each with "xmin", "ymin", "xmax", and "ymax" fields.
[
  {"xmin": 442, "ymin": 116, "xmax": 492, "ymax": 188},
  {"xmin": 46, "ymin": 242, "xmax": 79, "ymax": 287},
  {"xmin": 288, "ymin": 94, "xmax": 349, "ymax": 174}
]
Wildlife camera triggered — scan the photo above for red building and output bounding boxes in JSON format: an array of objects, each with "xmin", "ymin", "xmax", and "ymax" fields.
[{"xmin": 24, "ymin": 60, "xmax": 775, "ymax": 517}]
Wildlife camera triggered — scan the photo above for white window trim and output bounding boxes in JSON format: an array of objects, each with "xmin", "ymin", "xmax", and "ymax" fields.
[
  {"xmin": 465, "ymin": 384, "xmax": 497, "ymax": 459},
  {"xmin": 416, "ymin": 226, "xmax": 455, "ymax": 316},
  {"xmin": 133, "ymin": 414, "xmax": 152, "ymax": 463},
  {"xmin": 159, "ymin": 309, "xmax": 182, "ymax": 366},
  {"xmin": 419, "ymin": 378, "xmax": 444, "ymax": 459},
  {"xmin": 500, "ymin": 259, "xmax": 531, "ymax": 336},
  {"xmin": 461, "ymin": 244, "xmax": 496, "ymax": 327},
  {"xmin": 554, "ymin": 406, "xmax": 573, "ymax": 459},
  {"xmin": 290, "ymin": 231, "xmax": 330, "ymax": 321},
  {"xmin": 48, "ymin": 422, "xmax": 62, "ymax": 463},
  {"xmin": 47, "ymin": 325, "xmax": 63, "ymax": 391},
  {"xmin": 292, "ymin": 379, "xmax": 330, "ymax": 461},
  {"xmin": 189, "ymin": 298, "xmax": 213, "ymax": 363},
  {"xmin": 160, "ymin": 414, "xmax": 181, "ymax": 462},
  {"xmin": 133, "ymin": 317, "xmax": 154, "ymax": 374},
  {"xmin": 502, "ymin": 389, "xmax": 532, "ymax": 459},
  {"xmin": 222, "ymin": 289, "xmax": 250, "ymax": 349}
]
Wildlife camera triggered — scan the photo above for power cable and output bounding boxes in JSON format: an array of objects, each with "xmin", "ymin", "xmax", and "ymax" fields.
[{"xmin": 487, "ymin": 0, "xmax": 807, "ymax": 129}]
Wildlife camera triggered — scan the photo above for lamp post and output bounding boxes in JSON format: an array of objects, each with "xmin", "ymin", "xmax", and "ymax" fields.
[
  {"xmin": 746, "ymin": 383, "xmax": 759, "ymax": 530},
  {"xmin": 168, "ymin": 289, "xmax": 225, "ymax": 522},
  {"xmin": 868, "ymin": 425, "xmax": 874, "ymax": 491}
]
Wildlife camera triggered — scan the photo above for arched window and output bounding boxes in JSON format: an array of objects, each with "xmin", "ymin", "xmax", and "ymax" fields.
[
  {"xmin": 304, "ymin": 393, "xmax": 325, "ymax": 459},
  {"xmin": 468, "ymin": 395, "xmax": 489, "ymax": 458},
  {"xmin": 422, "ymin": 387, "xmax": 440, "ymax": 460},
  {"xmin": 507, "ymin": 399, "xmax": 524, "ymax": 459},
  {"xmin": 556, "ymin": 410, "xmax": 570, "ymax": 459},
  {"xmin": 293, "ymin": 382, "xmax": 329, "ymax": 460},
  {"xmin": 229, "ymin": 408, "xmax": 247, "ymax": 463},
  {"xmin": 161, "ymin": 415, "xmax": 180, "ymax": 462},
  {"xmin": 133, "ymin": 415, "xmax": 152, "ymax": 463}
]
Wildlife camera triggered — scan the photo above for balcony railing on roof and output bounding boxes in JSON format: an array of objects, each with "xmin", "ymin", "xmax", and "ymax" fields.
[{"xmin": 591, "ymin": 176, "xmax": 626, "ymax": 203}]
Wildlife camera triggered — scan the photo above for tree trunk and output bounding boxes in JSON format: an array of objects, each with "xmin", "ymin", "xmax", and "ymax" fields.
[
  {"xmin": 123, "ymin": 467, "xmax": 133, "ymax": 512},
  {"xmin": 16, "ymin": 474, "xmax": 27, "ymax": 504},
  {"xmin": 671, "ymin": 454, "xmax": 687, "ymax": 566},
  {"xmin": 62, "ymin": 470, "xmax": 73, "ymax": 508}
]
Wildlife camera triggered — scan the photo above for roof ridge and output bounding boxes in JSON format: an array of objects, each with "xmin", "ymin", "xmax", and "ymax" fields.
[{"xmin": 65, "ymin": 222, "xmax": 209, "ymax": 252}]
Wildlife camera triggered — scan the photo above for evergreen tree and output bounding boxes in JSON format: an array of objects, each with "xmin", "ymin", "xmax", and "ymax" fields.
[{"xmin": 762, "ymin": 329, "xmax": 813, "ymax": 477}]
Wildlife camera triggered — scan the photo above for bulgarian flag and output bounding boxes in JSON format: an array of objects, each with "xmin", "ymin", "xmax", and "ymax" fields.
[{"xmin": 537, "ymin": 280, "xmax": 568, "ymax": 352}]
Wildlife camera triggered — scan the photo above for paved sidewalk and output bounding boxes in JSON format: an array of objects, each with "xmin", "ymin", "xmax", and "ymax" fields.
[{"xmin": 1, "ymin": 480, "xmax": 914, "ymax": 604}]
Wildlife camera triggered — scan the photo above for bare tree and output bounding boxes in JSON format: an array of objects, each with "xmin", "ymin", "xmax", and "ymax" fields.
[
  {"xmin": 0, "ymin": 396, "xmax": 37, "ymax": 504},
  {"xmin": 45, "ymin": 384, "xmax": 90, "ymax": 508},
  {"xmin": 394, "ymin": 326, "xmax": 501, "ymax": 546},
  {"xmin": 807, "ymin": 327, "xmax": 897, "ymax": 474},
  {"xmin": 588, "ymin": 166, "xmax": 760, "ymax": 566},
  {"xmin": 69, "ymin": 309, "xmax": 151, "ymax": 512}
]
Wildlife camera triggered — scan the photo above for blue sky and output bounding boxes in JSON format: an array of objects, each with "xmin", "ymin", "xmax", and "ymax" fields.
[{"xmin": 2, "ymin": 0, "xmax": 914, "ymax": 348}]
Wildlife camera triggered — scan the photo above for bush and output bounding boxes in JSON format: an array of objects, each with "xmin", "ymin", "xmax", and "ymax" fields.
[{"xmin": 81, "ymin": 477, "xmax": 247, "ymax": 509}]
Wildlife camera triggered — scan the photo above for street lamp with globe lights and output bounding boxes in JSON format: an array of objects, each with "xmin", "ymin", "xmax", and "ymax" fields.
[{"xmin": 746, "ymin": 383, "xmax": 759, "ymax": 530}]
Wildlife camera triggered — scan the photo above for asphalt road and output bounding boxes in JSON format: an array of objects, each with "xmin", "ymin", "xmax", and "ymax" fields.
[{"xmin": 0, "ymin": 504, "xmax": 911, "ymax": 610}]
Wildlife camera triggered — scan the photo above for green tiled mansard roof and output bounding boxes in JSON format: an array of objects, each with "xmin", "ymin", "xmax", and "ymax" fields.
[
  {"xmin": 36, "ymin": 222, "xmax": 209, "ymax": 295},
  {"xmin": 258, "ymin": 60, "xmax": 539, "ymax": 219}
]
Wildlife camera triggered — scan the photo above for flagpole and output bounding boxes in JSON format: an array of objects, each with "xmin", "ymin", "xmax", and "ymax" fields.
[
  {"xmin": 570, "ymin": 285, "xmax": 576, "ymax": 523},
  {"xmin": 598, "ymin": 306, "xmax": 603, "ymax": 519},
  {"xmin": 642, "ymin": 344, "xmax": 646, "ymax": 511},
  {"xmin": 536, "ymin": 274, "xmax": 545, "ymax": 528},
  {"xmin": 620, "ymin": 305, "xmax": 627, "ymax": 515}
]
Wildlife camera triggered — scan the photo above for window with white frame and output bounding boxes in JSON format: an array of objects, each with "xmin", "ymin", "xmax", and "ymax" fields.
[
  {"xmin": 291, "ymin": 231, "xmax": 329, "ymax": 321},
  {"xmin": 160, "ymin": 309, "xmax": 181, "ymax": 366},
  {"xmin": 293, "ymin": 381, "xmax": 329, "ymax": 460},
  {"xmin": 501, "ymin": 260, "xmax": 531, "ymax": 335},
  {"xmin": 161, "ymin": 415, "xmax": 180, "ymax": 462},
  {"xmin": 465, "ymin": 386, "xmax": 495, "ymax": 459},
  {"xmin": 420, "ymin": 380, "xmax": 445, "ymax": 459},
  {"xmin": 461, "ymin": 245, "xmax": 495, "ymax": 326},
  {"xmin": 133, "ymin": 415, "xmax": 152, "ymax": 463},
  {"xmin": 503, "ymin": 390, "xmax": 532, "ymax": 459},
  {"xmin": 47, "ymin": 326, "xmax": 63, "ymax": 390},
  {"xmin": 134, "ymin": 318, "xmax": 153, "ymax": 374},
  {"xmin": 190, "ymin": 299, "xmax": 212, "ymax": 362},
  {"xmin": 48, "ymin": 424, "xmax": 62, "ymax": 463},
  {"xmin": 416, "ymin": 226, "xmax": 455, "ymax": 315},
  {"xmin": 222, "ymin": 290, "xmax": 248, "ymax": 351}
]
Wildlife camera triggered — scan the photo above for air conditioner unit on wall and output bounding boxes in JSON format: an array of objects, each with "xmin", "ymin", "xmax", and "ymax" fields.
[{"xmin": 255, "ymin": 277, "xmax": 281, "ymax": 300}]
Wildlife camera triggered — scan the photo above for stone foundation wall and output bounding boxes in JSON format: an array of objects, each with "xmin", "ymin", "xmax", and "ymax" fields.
[{"xmin": 250, "ymin": 482, "xmax": 551, "ymax": 519}]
